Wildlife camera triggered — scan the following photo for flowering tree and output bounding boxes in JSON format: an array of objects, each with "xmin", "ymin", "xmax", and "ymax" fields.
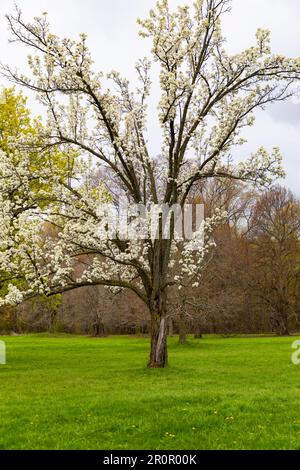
[{"xmin": 1, "ymin": 0, "xmax": 300, "ymax": 367}]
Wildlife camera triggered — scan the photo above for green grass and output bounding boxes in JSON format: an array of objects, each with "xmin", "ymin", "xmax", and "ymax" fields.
[{"xmin": 0, "ymin": 333, "xmax": 300, "ymax": 450}]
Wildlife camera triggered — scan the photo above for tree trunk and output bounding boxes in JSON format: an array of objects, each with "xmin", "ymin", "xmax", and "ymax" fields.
[
  {"xmin": 276, "ymin": 315, "xmax": 290, "ymax": 336},
  {"xmin": 194, "ymin": 324, "xmax": 203, "ymax": 339},
  {"xmin": 148, "ymin": 237, "xmax": 170, "ymax": 368},
  {"xmin": 271, "ymin": 304, "xmax": 290, "ymax": 336},
  {"xmin": 280, "ymin": 305, "xmax": 290, "ymax": 336},
  {"xmin": 93, "ymin": 320, "xmax": 106, "ymax": 337},
  {"xmin": 168, "ymin": 317, "xmax": 174, "ymax": 337},
  {"xmin": 178, "ymin": 326, "xmax": 187, "ymax": 344},
  {"xmin": 148, "ymin": 302, "xmax": 168, "ymax": 368},
  {"xmin": 178, "ymin": 312, "xmax": 187, "ymax": 344},
  {"xmin": 48, "ymin": 309, "xmax": 57, "ymax": 332}
]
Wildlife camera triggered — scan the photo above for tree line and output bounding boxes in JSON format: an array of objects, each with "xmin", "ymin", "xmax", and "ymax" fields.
[{"xmin": 2, "ymin": 181, "xmax": 299, "ymax": 340}]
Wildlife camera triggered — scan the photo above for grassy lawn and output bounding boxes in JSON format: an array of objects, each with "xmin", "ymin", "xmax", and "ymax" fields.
[{"xmin": 0, "ymin": 334, "xmax": 300, "ymax": 450}]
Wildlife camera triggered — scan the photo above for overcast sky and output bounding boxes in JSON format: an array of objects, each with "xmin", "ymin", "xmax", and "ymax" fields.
[{"xmin": 0, "ymin": 0, "xmax": 300, "ymax": 194}]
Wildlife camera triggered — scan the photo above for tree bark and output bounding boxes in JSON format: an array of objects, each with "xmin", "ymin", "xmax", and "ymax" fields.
[
  {"xmin": 148, "ymin": 236, "xmax": 171, "ymax": 368},
  {"xmin": 148, "ymin": 315, "xmax": 168, "ymax": 368},
  {"xmin": 148, "ymin": 295, "xmax": 168, "ymax": 368}
]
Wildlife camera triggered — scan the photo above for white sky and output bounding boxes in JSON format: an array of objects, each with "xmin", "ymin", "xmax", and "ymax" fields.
[{"xmin": 0, "ymin": 0, "xmax": 300, "ymax": 194}]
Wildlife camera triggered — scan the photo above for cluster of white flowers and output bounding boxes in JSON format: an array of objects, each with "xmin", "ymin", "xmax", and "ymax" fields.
[{"xmin": 174, "ymin": 209, "xmax": 227, "ymax": 289}]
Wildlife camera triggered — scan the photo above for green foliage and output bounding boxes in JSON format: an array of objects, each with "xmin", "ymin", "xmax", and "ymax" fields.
[
  {"xmin": 0, "ymin": 88, "xmax": 37, "ymax": 298},
  {"xmin": 0, "ymin": 334, "xmax": 299, "ymax": 450},
  {"xmin": 0, "ymin": 87, "xmax": 78, "ymax": 202},
  {"xmin": 0, "ymin": 87, "xmax": 78, "ymax": 298},
  {"xmin": 0, "ymin": 87, "xmax": 35, "ymax": 151},
  {"xmin": 31, "ymin": 294, "xmax": 61, "ymax": 313}
]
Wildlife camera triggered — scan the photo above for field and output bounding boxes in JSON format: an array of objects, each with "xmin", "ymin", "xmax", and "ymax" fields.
[{"xmin": 0, "ymin": 334, "xmax": 300, "ymax": 450}]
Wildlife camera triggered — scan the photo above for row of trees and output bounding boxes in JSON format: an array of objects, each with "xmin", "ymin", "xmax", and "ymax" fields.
[{"xmin": 1, "ymin": 0, "xmax": 300, "ymax": 367}]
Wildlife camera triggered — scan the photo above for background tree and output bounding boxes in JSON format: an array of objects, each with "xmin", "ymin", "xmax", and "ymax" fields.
[{"xmin": 247, "ymin": 187, "xmax": 300, "ymax": 335}]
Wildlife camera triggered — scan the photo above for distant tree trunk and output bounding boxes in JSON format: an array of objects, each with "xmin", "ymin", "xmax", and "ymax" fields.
[
  {"xmin": 194, "ymin": 324, "xmax": 203, "ymax": 339},
  {"xmin": 276, "ymin": 311, "xmax": 290, "ymax": 336},
  {"xmin": 271, "ymin": 302, "xmax": 290, "ymax": 336},
  {"xmin": 48, "ymin": 310, "xmax": 57, "ymax": 332},
  {"xmin": 178, "ymin": 312, "xmax": 187, "ymax": 344},
  {"xmin": 274, "ymin": 323, "xmax": 290, "ymax": 336},
  {"xmin": 10, "ymin": 308, "xmax": 20, "ymax": 334},
  {"xmin": 93, "ymin": 317, "xmax": 106, "ymax": 337},
  {"xmin": 168, "ymin": 317, "xmax": 174, "ymax": 337}
]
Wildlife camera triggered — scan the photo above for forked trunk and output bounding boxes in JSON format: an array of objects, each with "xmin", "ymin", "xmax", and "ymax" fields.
[{"xmin": 148, "ymin": 237, "xmax": 170, "ymax": 368}]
